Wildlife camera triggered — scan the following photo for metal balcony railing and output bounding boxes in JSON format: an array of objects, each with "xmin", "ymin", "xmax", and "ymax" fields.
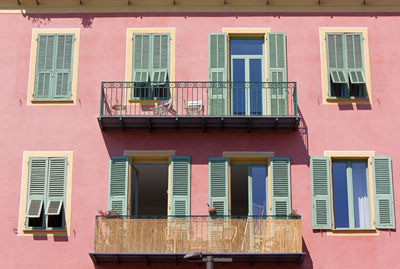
[
  {"xmin": 93, "ymin": 215, "xmax": 302, "ymax": 254},
  {"xmin": 100, "ymin": 82, "xmax": 297, "ymax": 117}
]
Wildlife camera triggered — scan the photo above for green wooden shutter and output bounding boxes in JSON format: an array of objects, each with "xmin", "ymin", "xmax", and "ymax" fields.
[
  {"xmin": 54, "ymin": 34, "xmax": 74, "ymax": 99},
  {"xmin": 152, "ymin": 34, "xmax": 170, "ymax": 83},
  {"xmin": 310, "ymin": 156, "xmax": 332, "ymax": 230},
  {"xmin": 26, "ymin": 158, "xmax": 48, "ymax": 218},
  {"xmin": 170, "ymin": 156, "xmax": 190, "ymax": 216},
  {"xmin": 108, "ymin": 156, "xmax": 129, "ymax": 215},
  {"xmin": 372, "ymin": 157, "xmax": 395, "ymax": 229},
  {"xmin": 34, "ymin": 35, "xmax": 55, "ymax": 100},
  {"xmin": 268, "ymin": 33, "xmax": 288, "ymax": 116},
  {"xmin": 326, "ymin": 33, "xmax": 349, "ymax": 96},
  {"xmin": 45, "ymin": 158, "xmax": 66, "ymax": 215},
  {"xmin": 270, "ymin": 157, "xmax": 291, "ymax": 215},
  {"xmin": 208, "ymin": 33, "xmax": 227, "ymax": 116},
  {"xmin": 133, "ymin": 34, "xmax": 151, "ymax": 83},
  {"xmin": 345, "ymin": 33, "xmax": 366, "ymax": 84},
  {"xmin": 208, "ymin": 157, "xmax": 228, "ymax": 215}
]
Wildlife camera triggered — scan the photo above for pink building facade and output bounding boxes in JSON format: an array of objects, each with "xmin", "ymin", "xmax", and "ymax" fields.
[{"xmin": 1, "ymin": 1, "xmax": 399, "ymax": 268}]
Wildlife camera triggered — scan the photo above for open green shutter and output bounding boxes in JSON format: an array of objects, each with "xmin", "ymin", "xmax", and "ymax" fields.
[
  {"xmin": 108, "ymin": 156, "xmax": 129, "ymax": 215},
  {"xmin": 208, "ymin": 33, "xmax": 227, "ymax": 116},
  {"xmin": 170, "ymin": 156, "xmax": 190, "ymax": 216},
  {"xmin": 372, "ymin": 157, "xmax": 395, "ymax": 229},
  {"xmin": 46, "ymin": 158, "xmax": 66, "ymax": 215},
  {"xmin": 54, "ymin": 34, "xmax": 74, "ymax": 99},
  {"xmin": 268, "ymin": 33, "xmax": 288, "ymax": 116},
  {"xmin": 133, "ymin": 34, "xmax": 151, "ymax": 82},
  {"xmin": 345, "ymin": 33, "xmax": 366, "ymax": 84},
  {"xmin": 208, "ymin": 158, "xmax": 228, "ymax": 215},
  {"xmin": 270, "ymin": 157, "xmax": 291, "ymax": 215},
  {"xmin": 26, "ymin": 158, "xmax": 48, "ymax": 218},
  {"xmin": 310, "ymin": 157, "xmax": 332, "ymax": 229},
  {"xmin": 326, "ymin": 33, "xmax": 349, "ymax": 96},
  {"xmin": 152, "ymin": 34, "xmax": 170, "ymax": 83},
  {"xmin": 34, "ymin": 35, "xmax": 55, "ymax": 100}
]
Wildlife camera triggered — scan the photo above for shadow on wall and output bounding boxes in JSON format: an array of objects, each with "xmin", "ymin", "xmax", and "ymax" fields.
[{"xmin": 21, "ymin": 12, "xmax": 95, "ymax": 28}]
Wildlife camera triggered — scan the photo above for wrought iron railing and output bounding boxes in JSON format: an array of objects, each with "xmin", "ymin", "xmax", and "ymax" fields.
[
  {"xmin": 100, "ymin": 82, "xmax": 297, "ymax": 117},
  {"xmin": 94, "ymin": 215, "xmax": 302, "ymax": 254}
]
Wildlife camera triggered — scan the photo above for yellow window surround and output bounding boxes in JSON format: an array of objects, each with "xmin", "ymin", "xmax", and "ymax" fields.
[
  {"xmin": 323, "ymin": 151, "xmax": 379, "ymax": 236},
  {"xmin": 319, "ymin": 27, "xmax": 372, "ymax": 105},
  {"xmin": 27, "ymin": 28, "xmax": 80, "ymax": 106},
  {"xmin": 18, "ymin": 151, "xmax": 73, "ymax": 236}
]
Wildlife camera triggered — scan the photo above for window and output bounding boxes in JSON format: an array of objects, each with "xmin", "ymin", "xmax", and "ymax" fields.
[
  {"xmin": 320, "ymin": 28, "xmax": 371, "ymax": 104},
  {"xmin": 208, "ymin": 156, "xmax": 291, "ymax": 216},
  {"xmin": 208, "ymin": 30, "xmax": 289, "ymax": 116},
  {"xmin": 131, "ymin": 33, "xmax": 170, "ymax": 100},
  {"xmin": 28, "ymin": 29, "xmax": 80, "ymax": 105},
  {"xmin": 326, "ymin": 33, "xmax": 366, "ymax": 98},
  {"xmin": 311, "ymin": 156, "xmax": 395, "ymax": 230},
  {"xmin": 107, "ymin": 155, "xmax": 190, "ymax": 216},
  {"xmin": 25, "ymin": 157, "xmax": 67, "ymax": 230}
]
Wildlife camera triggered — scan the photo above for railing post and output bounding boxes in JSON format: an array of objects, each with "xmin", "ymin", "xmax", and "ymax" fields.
[
  {"xmin": 293, "ymin": 82, "xmax": 298, "ymax": 117},
  {"xmin": 100, "ymin": 82, "xmax": 104, "ymax": 117},
  {"xmin": 120, "ymin": 84, "xmax": 124, "ymax": 116}
]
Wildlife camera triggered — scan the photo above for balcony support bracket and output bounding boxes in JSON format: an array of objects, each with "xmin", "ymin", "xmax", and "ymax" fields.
[
  {"xmin": 120, "ymin": 117, "xmax": 125, "ymax": 131},
  {"xmin": 176, "ymin": 117, "xmax": 180, "ymax": 131},
  {"xmin": 145, "ymin": 256, "xmax": 150, "ymax": 266},
  {"xmin": 114, "ymin": 255, "xmax": 120, "ymax": 264},
  {"xmin": 273, "ymin": 117, "xmax": 279, "ymax": 131},
  {"xmin": 221, "ymin": 117, "xmax": 224, "ymax": 131},
  {"xmin": 247, "ymin": 118, "xmax": 252, "ymax": 133},
  {"xmin": 147, "ymin": 118, "xmax": 152, "ymax": 132},
  {"xmin": 202, "ymin": 118, "xmax": 207, "ymax": 132},
  {"xmin": 98, "ymin": 118, "xmax": 104, "ymax": 131}
]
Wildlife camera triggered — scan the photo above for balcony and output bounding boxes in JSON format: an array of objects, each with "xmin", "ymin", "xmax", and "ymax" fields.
[
  {"xmin": 89, "ymin": 215, "xmax": 304, "ymax": 264},
  {"xmin": 98, "ymin": 82, "xmax": 299, "ymax": 131}
]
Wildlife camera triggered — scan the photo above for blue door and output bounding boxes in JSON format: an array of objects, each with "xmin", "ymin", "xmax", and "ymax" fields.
[{"xmin": 230, "ymin": 38, "xmax": 265, "ymax": 116}]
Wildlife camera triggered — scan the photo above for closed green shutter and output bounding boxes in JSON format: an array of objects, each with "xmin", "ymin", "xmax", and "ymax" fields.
[
  {"xmin": 108, "ymin": 156, "xmax": 129, "ymax": 215},
  {"xmin": 270, "ymin": 157, "xmax": 291, "ymax": 215},
  {"xmin": 170, "ymin": 156, "xmax": 190, "ymax": 216},
  {"xmin": 208, "ymin": 33, "xmax": 227, "ymax": 116},
  {"xmin": 45, "ymin": 158, "xmax": 66, "ymax": 215},
  {"xmin": 54, "ymin": 34, "xmax": 74, "ymax": 99},
  {"xmin": 310, "ymin": 157, "xmax": 332, "ymax": 229},
  {"xmin": 133, "ymin": 34, "xmax": 151, "ymax": 83},
  {"xmin": 372, "ymin": 157, "xmax": 395, "ymax": 229},
  {"xmin": 268, "ymin": 33, "xmax": 288, "ymax": 116},
  {"xmin": 152, "ymin": 34, "xmax": 170, "ymax": 83},
  {"xmin": 26, "ymin": 158, "xmax": 48, "ymax": 218},
  {"xmin": 345, "ymin": 33, "xmax": 366, "ymax": 84},
  {"xmin": 208, "ymin": 158, "xmax": 228, "ymax": 215},
  {"xmin": 34, "ymin": 35, "xmax": 55, "ymax": 100}
]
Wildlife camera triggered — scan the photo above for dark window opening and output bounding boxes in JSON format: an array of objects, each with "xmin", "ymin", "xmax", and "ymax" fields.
[
  {"xmin": 47, "ymin": 206, "xmax": 64, "ymax": 228},
  {"xmin": 28, "ymin": 210, "xmax": 43, "ymax": 228},
  {"xmin": 231, "ymin": 165, "xmax": 249, "ymax": 216}
]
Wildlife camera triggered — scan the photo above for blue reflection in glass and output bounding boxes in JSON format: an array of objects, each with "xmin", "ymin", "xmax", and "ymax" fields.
[
  {"xmin": 232, "ymin": 59, "xmax": 246, "ymax": 115},
  {"xmin": 230, "ymin": 39, "xmax": 264, "ymax": 55},
  {"xmin": 332, "ymin": 162, "xmax": 349, "ymax": 228},
  {"xmin": 352, "ymin": 162, "xmax": 369, "ymax": 228},
  {"xmin": 251, "ymin": 166, "xmax": 267, "ymax": 216},
  {"xmin": 249, "ymin": 59, "xmax": 262, "ymax": 115}
]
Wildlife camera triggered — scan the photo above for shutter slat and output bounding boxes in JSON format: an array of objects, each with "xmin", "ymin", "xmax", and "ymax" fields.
[
  {"xmin": 108, "ymin": 156, "xmax": 129, "ymax": 215},
  {"xmin": 26, "ymin": 199, "xmax": 44, "ymax": 218},
  {"xmin": 208, "ymin": 33, "xmax": 227, "ymax": 116},
  {"xmin": 271, "ymin": 157, "xmax": 291, "ymax": 215},
  {"xmin": 170, "ymin": 156, "xmax": 191, "ymax": 216},
  {"xmin": 45, "ymin": 199, "xmax": 63, "ymax": 215},
  {"xmin": 310, "ymin": 156, "xmax": 332, "ymax": 229},
  {"xmin": 48, "ymin": 158, "xmax": 66, "ymax": 198},
  {"xmin": 373, "ymin": 157, "xmax": 395, "ymax": 229},
  {"xmin": 209, "ymin": 158, "xmax": 228, "ymax": 215}
]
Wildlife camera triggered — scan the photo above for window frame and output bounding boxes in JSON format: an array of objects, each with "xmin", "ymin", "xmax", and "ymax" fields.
[
  {"xmin": 331, "ymin": 159, "xmax": 371, "ymax": 230},
  {"xmin": 319, "ymin": 27, "xmax": 372, "ymax": 105},
  {"xmin": 18, "ymin": 151, "xmax": 73, "ymax": 236},
  {"xmin": 27, "ymin": 29, "xmax": 80, "ymax": 106}
]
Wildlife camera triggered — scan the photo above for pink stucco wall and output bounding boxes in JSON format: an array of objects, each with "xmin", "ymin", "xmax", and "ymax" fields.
[{"xmin": 0, "ymin": 11, "xmax": 399, "ymax": 269}]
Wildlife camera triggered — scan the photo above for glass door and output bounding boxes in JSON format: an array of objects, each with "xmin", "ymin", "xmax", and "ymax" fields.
[{"xmin": 230, "ymin": 38, "xmax": 265, "ymax": 116}]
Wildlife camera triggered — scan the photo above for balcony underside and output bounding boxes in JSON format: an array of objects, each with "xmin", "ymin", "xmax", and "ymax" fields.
[
  {"xmin": 89, "ymin": 252, "xmax": 306, "ymax": 264},
  {"xmin": 98, "ymin": 116, "xmax": 300, "ymax": 131}
]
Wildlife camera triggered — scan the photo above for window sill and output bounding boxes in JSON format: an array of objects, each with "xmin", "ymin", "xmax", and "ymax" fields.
[
  {"xmin": 31, "ymin": 99, "xmax": 74, "ymax": 104},
  {"xmin": 327, "ymin": 229, "xmax": 378, "ymax": 236},
  {"xmin": 23, "ymin": 228, "xmax": 66, "ymax": 233},
  {"xmin": 326, "ymin": 97, "xmax": 371, "ymax": 104},
  {"xmin": 128, "ymin": 99, "xmax": 166, "ymax": 104}
]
